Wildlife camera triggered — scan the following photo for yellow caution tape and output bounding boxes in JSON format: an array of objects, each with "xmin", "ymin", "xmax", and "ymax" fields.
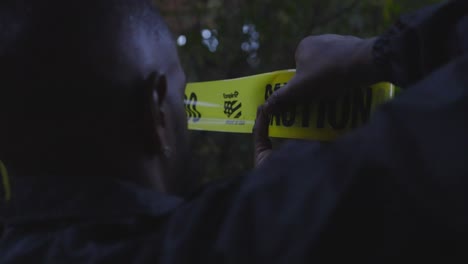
[{"xmin": 185, "ymin": 69, "xmax": 397, "ymax": 141}]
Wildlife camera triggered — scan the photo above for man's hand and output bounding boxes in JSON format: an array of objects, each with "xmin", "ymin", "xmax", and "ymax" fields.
[
  {"xmin": 254, "ymin": 34, "xmax": 386, "ymax": 167},
  {"xmin": 263, "ymin": 35, "xmax": 384, "ymax": 115}
]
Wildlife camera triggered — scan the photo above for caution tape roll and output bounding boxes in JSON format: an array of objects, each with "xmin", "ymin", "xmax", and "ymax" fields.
[{"xmin": 185, "ymin": 69, "xmax": 397, "ymax": 141}]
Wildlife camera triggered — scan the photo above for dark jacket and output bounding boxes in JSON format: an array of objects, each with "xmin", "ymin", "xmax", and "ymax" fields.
[{"xmin": 1, "ymin": 1, "xmax": 468, "ymax": 263}]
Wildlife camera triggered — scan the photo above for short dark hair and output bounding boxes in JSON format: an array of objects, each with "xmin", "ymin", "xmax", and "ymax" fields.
[
  {"xmin": 0, "ymin": 0, "xmax": 173, "ymax": 164},
  {"xmin": 0, "ymin": 0, "xmax": 172, "ymax": 82}
]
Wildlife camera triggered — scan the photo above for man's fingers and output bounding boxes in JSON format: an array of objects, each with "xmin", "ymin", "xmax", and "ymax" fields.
[
  {"xmin": 253, "ymin": 106, "xmax": 272, "ymax": 167},
  {"xmin": 263, "ymin": 75, "xmax": 303, "ymax": 115},
  {"xmin": 254, "ymin": 106, "xmax": 271, "ymax": 150}
]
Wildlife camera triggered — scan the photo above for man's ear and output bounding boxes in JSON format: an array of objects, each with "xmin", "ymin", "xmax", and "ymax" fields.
[{"xmin": 142, "ymin": 72, "xmax": 168, "ymax": 156}]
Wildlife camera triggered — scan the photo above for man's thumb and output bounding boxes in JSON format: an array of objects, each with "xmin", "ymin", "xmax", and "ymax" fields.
[
  {"xmin": 254, "ymin": 106, "xmax": 272, "ymax": 167},
  {"xmin": 263, "ymin": 75, "xmax": 302, "ymax": 115}
]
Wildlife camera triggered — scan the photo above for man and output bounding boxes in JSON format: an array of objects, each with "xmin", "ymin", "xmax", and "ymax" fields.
[{"xmin": 0, "ymin": 0, "xmax": 467, "ymax": 263}]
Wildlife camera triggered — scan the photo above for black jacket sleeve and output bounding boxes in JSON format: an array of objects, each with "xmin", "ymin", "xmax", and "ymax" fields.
[
  {"xmin": 161, "ymin": 54, "xmax": 468, "ymax": 263},
  {"xmin": 373, "ymin": 0, "xmax": 468, "ymax": 87}
]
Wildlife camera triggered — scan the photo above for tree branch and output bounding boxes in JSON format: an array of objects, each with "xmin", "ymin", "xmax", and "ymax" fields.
[{"xmin": 307, "ymin": 0, "xmax": 360, "ymax": 34}]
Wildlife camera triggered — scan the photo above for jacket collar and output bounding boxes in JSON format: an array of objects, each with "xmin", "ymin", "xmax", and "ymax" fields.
[{"xmin": 0, "ymin": 174, "xmax": 183, "ymax": 224}]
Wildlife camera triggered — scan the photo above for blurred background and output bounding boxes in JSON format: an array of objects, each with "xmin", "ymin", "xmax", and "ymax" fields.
[{"xmin": 155, "ymin": 0, "xmax": 440, "ymax": 182}]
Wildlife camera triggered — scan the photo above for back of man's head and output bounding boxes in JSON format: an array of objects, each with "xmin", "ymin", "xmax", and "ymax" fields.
[{"xmin": 0, "ymin": 0, "xmax": 189, "ymax": 192}]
